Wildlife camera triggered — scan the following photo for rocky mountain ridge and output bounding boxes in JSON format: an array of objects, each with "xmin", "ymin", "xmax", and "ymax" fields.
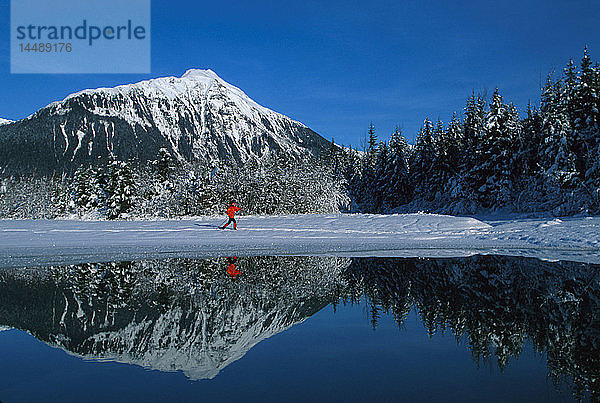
[{"xmin": 0, "ymin": 70, "xmax": 330, "ymax": 173}]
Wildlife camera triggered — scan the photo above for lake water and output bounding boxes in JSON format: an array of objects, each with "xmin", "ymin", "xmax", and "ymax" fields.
[{"xmin": 0, "ymin": 255, "xmax": 597, "ymax": 402}]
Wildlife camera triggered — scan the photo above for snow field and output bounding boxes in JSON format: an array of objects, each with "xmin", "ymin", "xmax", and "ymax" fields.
[{"xmin": 0, "ymin": 213, "xmax": 599, "ymax": 268}]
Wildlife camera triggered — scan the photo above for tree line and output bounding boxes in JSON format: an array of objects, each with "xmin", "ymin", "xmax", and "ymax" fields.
[
  {"xmin": 332, "ymin": 47, "xmax": 600, "ymax": 215},
  {"xmin": 0, "ymin": 149, "xmax": 348, "ymax": 219}
]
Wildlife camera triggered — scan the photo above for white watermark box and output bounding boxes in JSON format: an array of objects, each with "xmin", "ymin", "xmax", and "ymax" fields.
[{"xmin": 11, "ymin": 0, "xmax": 151, "ymax": 74}]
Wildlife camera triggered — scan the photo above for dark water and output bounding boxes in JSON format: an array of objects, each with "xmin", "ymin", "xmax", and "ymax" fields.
[{"xmin": 0, "ymin": 255, "xmax": 598, "ymax": 402}]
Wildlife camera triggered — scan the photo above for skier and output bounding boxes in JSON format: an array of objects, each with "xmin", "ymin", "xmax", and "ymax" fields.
[{"xmin": 220, "ymin": 202, "xmax": 242, "ymax": 230}]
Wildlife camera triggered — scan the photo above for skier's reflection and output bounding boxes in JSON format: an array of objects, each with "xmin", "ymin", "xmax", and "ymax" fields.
[{"xmin": 226, "ymin": 256, "xmax": 242, "ymax": 278}]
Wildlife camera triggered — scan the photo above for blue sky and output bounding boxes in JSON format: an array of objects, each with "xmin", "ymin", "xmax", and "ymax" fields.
[{"xmin": 0, "ymin": 0, "xmax": 598, "ymax": 146}]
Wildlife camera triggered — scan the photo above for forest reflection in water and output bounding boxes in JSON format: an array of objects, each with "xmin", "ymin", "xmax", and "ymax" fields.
[{"xmin": 0, "ymin": 255, "xmax": 598, "ymax": 400}]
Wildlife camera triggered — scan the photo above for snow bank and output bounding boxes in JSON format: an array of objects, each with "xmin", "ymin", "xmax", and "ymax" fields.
[{"xmin": 0, "ymin": 213, "xmax": 599, "ymax": 267}]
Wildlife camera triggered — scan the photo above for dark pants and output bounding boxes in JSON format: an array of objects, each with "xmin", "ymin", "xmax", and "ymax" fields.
[{"xmin": 223, "ymin": 217, "xmax": 236, "ymax": 229}]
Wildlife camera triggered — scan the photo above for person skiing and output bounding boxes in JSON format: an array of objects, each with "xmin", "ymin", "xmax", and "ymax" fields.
[{"xmin": 220, "ymin": 201, "xmax": 242, "ymax": 230}]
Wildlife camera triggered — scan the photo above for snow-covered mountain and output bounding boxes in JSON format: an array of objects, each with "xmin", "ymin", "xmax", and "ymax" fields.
[
  {"xmin": 0, "ymin": 70, "xmax": 330, "ymax": 173},
  {"xmin": 0, "ymin": 118, "xmax": 12, "ymax": 125}
]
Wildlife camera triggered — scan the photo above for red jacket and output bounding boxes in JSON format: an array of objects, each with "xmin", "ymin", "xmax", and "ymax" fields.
[{"xmin": 226, "ymin": 205, "xmax": 241, "ymax": 218}]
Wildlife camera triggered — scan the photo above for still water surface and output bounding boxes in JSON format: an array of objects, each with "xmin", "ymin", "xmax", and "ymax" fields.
[{"xmin": 0, "ymin": 255, "xmax": 597, "ymax": 402}]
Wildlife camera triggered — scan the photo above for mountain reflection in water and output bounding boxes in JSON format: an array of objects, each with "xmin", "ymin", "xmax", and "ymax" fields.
[{"xmin": 0, "ymin": 255, "xmax": 598, "ymax": 400}]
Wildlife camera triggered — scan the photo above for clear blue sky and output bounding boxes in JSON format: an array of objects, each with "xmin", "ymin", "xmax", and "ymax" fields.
[{"xmin": 0, "ymin": 0, "xmax": 598, "ymax": 146}]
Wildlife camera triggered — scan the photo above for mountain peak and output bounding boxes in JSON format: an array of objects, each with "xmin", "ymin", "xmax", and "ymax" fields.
[
  {"xmin": 181, "ymin": 68, "xmax": 219, "ymax": 80},
  {"xmin": 0, "ymin": 70, "xmax": 329, "ymax": 173},
  {"xmin": 0, "ymin": 118, "xmax": 13, "ymax": 125}
]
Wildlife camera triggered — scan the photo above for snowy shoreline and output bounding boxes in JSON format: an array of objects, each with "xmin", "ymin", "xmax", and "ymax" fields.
[{"xmin": 1, "ymin": 213, "xmax": 599, "ymax": 267}]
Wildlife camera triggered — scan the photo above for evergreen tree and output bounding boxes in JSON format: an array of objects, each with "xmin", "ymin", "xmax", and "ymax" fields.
[
  {"xmin": 336, "ymin": 144, "xmax": 350, "ymax": 181},
  {"xmin": 459, "ymin": 93, "xmax": 487, "ymax": 205},
  {"xmin": 71, "ymin": 164, "xmax": 108, "ymax": 214},
  {"xmin": 151, "ymin": 148, "xmax": 178, "ymax": 201},
  {"xmin": 372, "ymin": 142, "xmax": 392, "ymax": 210},
  {"xmin": 430, "ymin": 118, "xmax": 446, "ymax": 193},
  {"xmin": 410, "ymin": 118, "xmax": 437, "ymax": 200},
  {"xmin": 562, "ymin": 59, "xmax": 578, "ymax": 127},
  {"xmin": 386, "ymin": 127, "xmax": 413, "ymax": 208},
  {"xmin": 573, "ymin": 47, "xmax": 600, "ymax": 180},
  {"xmin": 105, "ymin": 160, "xmax": 136, "ymax": 219},
  {"xmin": 389, "ymin": 126, "xmax": 410, "ymax": 158},
  {"xmin": 367, "ymin": 122, "xmax": 378, "ymax": 154},
  {"xmin": 518, "ymin": 102, "xmax": 543, "ymax": 178},
  {"xmin": 360, "ymin": 152, "xmax": 378, "ymax": 212},
  {"xmin": 505, "ymin": 102, "xmax": 523, "ymax": 181},
  {"xmin": 574, "ymin": 46, "xmax": 600, "ymax": 133},
  {"xmin": 355, "ymin": 123, "xmax": 379, "ymax": 212},
  {"xmin": 181, "ymin": 168, "xmax": 219, "ymax": 216},
  {"xmin": 153, "ymin": 148, "xmax": 178, "ymax": 182},
  {"xmin": 439, "ymin": 112, "xmax": 463, "ymax": 178},
  {"xmin": 72, "ymin": 166, "xmax": 96, "ymax": 210},
  {"xmin": 343, "ymin": 146, "xmax": 364, "ymax": 210},
  {"xmin": 540, "ymin": 76, "xmax": 578, "ymax": 189},
  {"xmin": 468, "ymin": 88, "xmax": 519, "ymax": 207},
  {"xmin": 461, "ymin": 92, "xmax": 486, "ymax": 172},
  {"xmin": 481, "ymin": 89, "xmax": 508, "ymax": 204},
  {"xmin": 326, "ymin": 138, "xmax": 346, "ymax": 182}
]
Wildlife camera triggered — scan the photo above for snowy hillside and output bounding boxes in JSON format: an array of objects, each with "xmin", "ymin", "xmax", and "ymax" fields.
[
  {"xmin": 0, "ymin": 70, "xmax": 330, "ymax": 173},
  {"xmin": 0, "ymin": 118, "xmax": 12, "ymax": 125}
]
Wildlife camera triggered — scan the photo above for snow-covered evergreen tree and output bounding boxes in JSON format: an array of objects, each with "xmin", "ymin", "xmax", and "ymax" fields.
[
  {"xmin": 367, "ymin": 123, "xmax": 378, "ymax": 154},
  {"xmin": 438, "ymin": 112, "xmax": 463, "ymax": 180},
  {"xmin": 343, "ymin": 147, "xmax": 364, "ymax": 211},
  {"xmin": 354, "ymin": 123, "xmax": 380, "ymax": 212},
  {"xmin": 574, "ymin": 47, "xmax": 600, "ymax": 133},
  {"xmin": 518, "ymin": 102, "xmax": 543, "ymax": 178},
  {"xmin": 410, "ymin": 118, "xmax": 437, "ymax": 201},
  {"xmin": 153, "ymin": 148, "xmax": 178, "ymax": 182},
  {"xmin": 572, "ymin": 47, "xmax": 600, "ymax": 181},
  {"xmin": 574, "ymin": 48, "xmax": 600, "ymax": 209},
  {"xmin": 461, "ymin": 93, "xmax": 486, "ymax": 169},
  {"xmin": 562, "ymin": 59, "xmax": 578, "ymax": 128},
  {"xmin": 430, "ymin": 118, "xmax": 447, "ymax": 195},
  {"xmin": 70, "ymin": 164, "xmax": 110, "ymax": 216},
  {"xmin": 105, "ymin": 160, "xmax": 136, "ymax": 219},
  {"xmin": 72, "ymin": 166, "xmax": 97, "ymax": 210},
  {"xmin": 178, "ymin": 168, "xmax": 220, "ymax": 216},
  {"xmin": 505, "ymin": 102, "xmax": 523, "ymax": 182},
  {"xmin": 540, "ymin": 76, "xmax": 578, "ymax": 189},
  {"xmin": 371, "ymin": 143, "xmax": 392, "ymax": 211},
  {"xmin": 385, "ymin": 127, "xmax": 412, "ymax": 208},
  {"xmin": 459, "ymin": 93, "xmax": 487, "ymax": 207},
  {"xmin": 469, "ymin": 88, "xmax": 518, "ymax": 207}
]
